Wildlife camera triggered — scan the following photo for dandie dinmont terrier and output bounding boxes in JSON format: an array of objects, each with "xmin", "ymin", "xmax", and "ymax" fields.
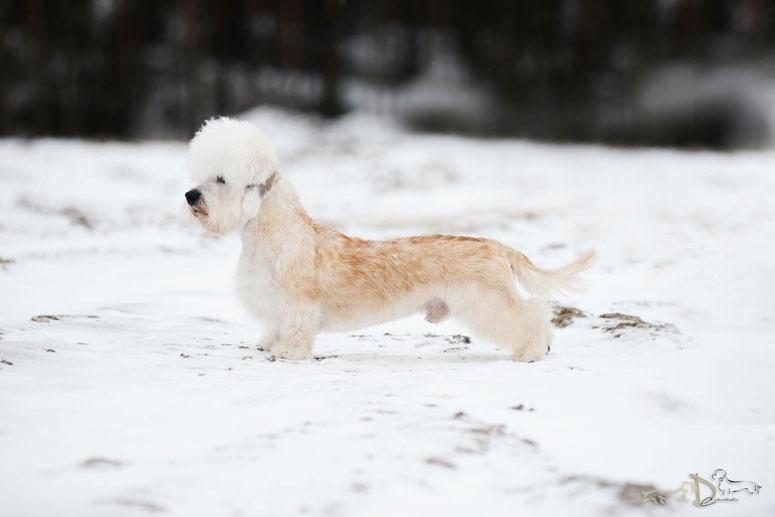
[{"xmin": 185, "ymin": 117, "xmax": 596, "ymax": 361}]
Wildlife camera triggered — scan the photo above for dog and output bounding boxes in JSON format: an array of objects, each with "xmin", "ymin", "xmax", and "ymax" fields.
[
  {"xmin": 712, "ymin": 469, "xmax": 762, "ymax": 496},
  {"xmin": 185, "ymin": 117, "xmax": 596, "ymax": 361}
]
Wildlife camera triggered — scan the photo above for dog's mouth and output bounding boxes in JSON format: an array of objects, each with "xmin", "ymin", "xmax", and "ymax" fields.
[{"xmin": 190, "ymin": 205, "xmax": 209, "ymax": 217}]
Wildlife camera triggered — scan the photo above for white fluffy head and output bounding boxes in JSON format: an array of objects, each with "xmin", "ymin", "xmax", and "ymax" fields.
[
  {"xmin": 189, "ymin": 117, "xmax": 278, "ymax": 185},
  {"xmin": 185, "ymin": 117, "xmax": 280, "ymax": 234}
]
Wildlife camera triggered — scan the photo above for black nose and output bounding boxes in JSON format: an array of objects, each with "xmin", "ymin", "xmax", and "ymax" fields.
[{"xmin": 185, "ymin": 189, "xmax": 201, "ymax": 206}]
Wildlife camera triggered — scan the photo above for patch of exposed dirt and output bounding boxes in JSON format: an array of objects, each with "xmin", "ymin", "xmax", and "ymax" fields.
[
  {"xmin": 619, "ymin": 482, "xmax": 662, "ymax": 505},
  {"xmin": 30, "ymin": 314, "xmax": 99, "ymax": 323},
  {"xmin": 313, "ymin": 355, "xmax": 339, "ymax": 361},
  {"xmin": 541, "ymin": 242, "xmax": 567, "ymax": 251},
  {"xmin": 595, "ymin": 312, "xmax": 678, "ymax": 338},
  {"xmin": 197, "ymin": 316, "xmax": 224, "ymax": 323},
  {"xmin": 31, "ymin": 314, "xmax": 63, "ymax": 322},
  {"xmin": 560, "ymin": 474, "xmax": 658, "ymax": 506},
  {"xmin": 425, "ymin": 456, "xmax": 456, "ymax": 469},
  {"xmin": 468, "ymin": 423, "xmax": 506, "ymax": 436},
  {"xmin": 80, "ymin": 457, "xmax": 127, "ymax": 469},
  {"xmin": 349, "ymin": 332, "xmax": 472, "ymax": 350},
  {"xmin": 551, "ymin": 306, "xmax": 587, "ymax": 328},
  {"xmin": 349, "ymin": 482, "xmax": 369, "ymax": 493},
  {"xmin": 60, "ymin": 207, "xmax": 93, "ymax": 229},
  {"xmin": 111, "ymin": 498, "xmax": 166, "ymax": 513},
  {"xmin": 17, "ymin": 198, "xmax": 95, "ymax": 229},
  {"xmin": 450, "ymin": 415, "xmax": 540, "ymax": 457},
  {"xmin": 0, "ymin": 257, "xmax": 15, "ymax": 270},
  {"xmin": 424, "ymin": 333, "xmax": 471, "ymax": 345}
]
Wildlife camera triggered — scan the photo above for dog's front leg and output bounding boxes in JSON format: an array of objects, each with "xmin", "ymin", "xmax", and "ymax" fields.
[
  {"xmin": 272, "ymin": 325, "xmax": 314, "ymax": 360},
  {"xmin": 271, "ymin": 306, "xmax": 319, "ymax": 360}
]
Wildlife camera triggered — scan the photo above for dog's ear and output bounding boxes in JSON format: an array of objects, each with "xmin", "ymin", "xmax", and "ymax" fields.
[
  {"xmin": 242, "ymin": 172, "xmax": 277, "ymax": 221},
  {"xmin": 242, "ymin": 187, "xmax": 262, "ymax": 220}
]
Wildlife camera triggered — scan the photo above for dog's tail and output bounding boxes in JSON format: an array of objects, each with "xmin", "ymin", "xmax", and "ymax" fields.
[{"xmin": 506, "ymin": 248, "xmax": 597, "ymax": 299}]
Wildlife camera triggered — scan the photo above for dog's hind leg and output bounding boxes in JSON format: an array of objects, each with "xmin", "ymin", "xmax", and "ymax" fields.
[
  {"xmin": 452, "ymin": 285, "xmax": 552, "ymax": 362},
  {"xmin": 510, "ymin": 299, "xmax": 554, "ymax": 361}
]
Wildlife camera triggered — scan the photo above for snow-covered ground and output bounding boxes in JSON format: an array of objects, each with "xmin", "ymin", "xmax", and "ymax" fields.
[{"xmin": 1, "ymin": 108, "xmax": 774, "ymax": 517}]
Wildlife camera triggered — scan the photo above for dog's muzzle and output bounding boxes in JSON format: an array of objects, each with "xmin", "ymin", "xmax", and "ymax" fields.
[{"xmin": 185, "ymin": 189, "xmax": 202, "ymax": 206}]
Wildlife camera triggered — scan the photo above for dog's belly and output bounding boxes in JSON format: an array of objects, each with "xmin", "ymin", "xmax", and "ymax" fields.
[
  {"xmin": 320, "ymin": 291, "xmax": 436, "ymax": 332},
  {"xmin": 322, "ymin": 307, "xmax": 415, "ymax": 332}
]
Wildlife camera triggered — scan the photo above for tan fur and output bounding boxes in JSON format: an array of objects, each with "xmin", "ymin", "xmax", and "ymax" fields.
[
  {"xmin": 234, "ymin": 179, "xmax": 596, "ymax": 361},
  {"xmin": 186, "ymin": 117, "xmax": 597, "ymax": 362}
]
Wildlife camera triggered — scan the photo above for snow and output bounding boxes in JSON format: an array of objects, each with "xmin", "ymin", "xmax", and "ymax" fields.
[{"xmin": 1, "ymin": 108, "xmax": 774, "ymax": 516}]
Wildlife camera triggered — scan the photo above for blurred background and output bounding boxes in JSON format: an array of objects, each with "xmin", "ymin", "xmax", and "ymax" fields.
[
  {"xmin": 2, "ymin": 5, "xmax": 775, "ymax": 515},
  {"xmin": 2, "ymin": 0, "xmax": 775, "ymax": 149}
]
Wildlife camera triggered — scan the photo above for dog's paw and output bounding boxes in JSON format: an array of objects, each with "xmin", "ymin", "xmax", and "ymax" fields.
[
  {"xmin": 271, "ymin": 342, "xmax": 313, "ymax": 361},
  {"xmin": 513, "ymin": 350, "xmax": 546, "ymax": 363},
  {"xmin": 258, "ymin": 333, "xmax": 279, "ymax": 352},
  {"xmin": 512, "ymin": 339, "xmax": 550, "ymax": 362}
]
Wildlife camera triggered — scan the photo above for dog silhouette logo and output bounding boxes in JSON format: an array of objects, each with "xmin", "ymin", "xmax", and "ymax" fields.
[
  {"xmin": 643, "ymin": 469, "xmax": 762, "ymax": 507},
  {"xmin": 712, "ymin": 469, "xmax": 762, "ymax": 496}
]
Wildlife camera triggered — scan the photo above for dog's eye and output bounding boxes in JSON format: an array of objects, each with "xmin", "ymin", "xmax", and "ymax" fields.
[{"xmin": 216, "ymin": 176, "xmax": 226, "ymax": 184}]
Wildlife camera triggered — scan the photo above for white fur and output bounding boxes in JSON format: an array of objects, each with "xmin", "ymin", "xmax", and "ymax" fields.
[{"xmin": 185, "ymin": 117, "xmax": 596, "ymax": 361}]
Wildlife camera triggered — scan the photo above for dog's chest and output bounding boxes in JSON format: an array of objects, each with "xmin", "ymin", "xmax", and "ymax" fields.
[{"xmin": 235, "ymin": 248, "xmax": 280, "ymax": 321}]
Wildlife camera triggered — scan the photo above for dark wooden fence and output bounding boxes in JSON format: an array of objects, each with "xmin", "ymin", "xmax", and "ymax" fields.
[{"xmin": 1, "ymin": 0, "xmax": 773, "ymax": 147}]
